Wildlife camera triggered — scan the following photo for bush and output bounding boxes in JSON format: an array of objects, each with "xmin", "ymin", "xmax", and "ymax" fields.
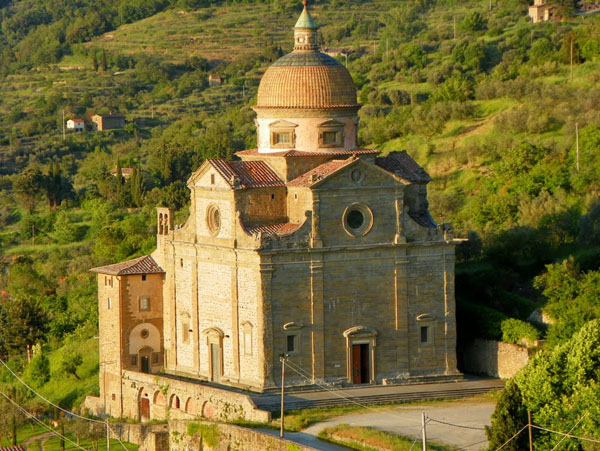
[{"xmin": 501, "ymin": 318, "xmax": 540, "ymax": 345}]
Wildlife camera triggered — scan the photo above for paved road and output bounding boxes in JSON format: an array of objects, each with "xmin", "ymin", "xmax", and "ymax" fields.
[
  {"xmin": 258, "ymin": 428, "xmax": 352, "ymax": 450},
  {"xmin": 303, "ymin": 399, "xmax": 495, "ymax": 450}
]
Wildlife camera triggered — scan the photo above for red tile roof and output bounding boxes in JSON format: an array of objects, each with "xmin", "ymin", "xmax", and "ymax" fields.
[
  {"xmin": 90, "ymin": 255, "xmax": 164, "ymax": 276},
  {"xmin": 208, "ymin": 160, "xmax": 284, "ymax": 188},
  {"xmin": 243, "ymin": 222, "xmax": 303, "ymax": 236},
  {"xmin": 287, "ymin": 159, "xmax": 355, "ymax": 187},
  {"xmin": 70, "ymin": 118, "xmax": 84, "ymax": 123},
  {"xmin": 375, "ymin": 151, "xmax": 431, "ymax": 183},
  {"xmin": 235, "ymin": 148, "xmax": 379, "ymax": 158}
]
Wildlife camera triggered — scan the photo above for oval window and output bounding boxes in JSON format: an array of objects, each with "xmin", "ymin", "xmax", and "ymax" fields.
[
  {"xmin": 141, "ymin": 329, "xmax": 149, "ymax": 339},
  {"xmin": 206, "ymin": 204, "xmax": 221, "ymax": 236},
  {"xmin": 342, "ymin": 203, "xmax": 373, "ymax": 237}
]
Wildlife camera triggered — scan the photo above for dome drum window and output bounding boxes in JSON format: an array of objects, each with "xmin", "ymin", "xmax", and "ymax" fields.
[
  {"xmin": 269, "ymin": 120, "xmax": 298, "ymax": 149},
  {"xmin": 342, "ymin": 203, "xmax": 374, "ymax": 237},
  {"xmin": 318, "ymin": 120, "xmax": 344, "ymax": 148},
  {"xmin": 206, "ymin": 204, "xmax": 221, "ymax": 236}
]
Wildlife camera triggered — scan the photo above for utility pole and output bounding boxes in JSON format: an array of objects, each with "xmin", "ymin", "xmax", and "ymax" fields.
[
  {"xmin": 453, "ymin": 16, "xmax": 456, "ymax": 41},
  {"xmin": 106, "ymin": 419, "xmax": 110, "ymax": 451},
  {"xmin": 422, "ymin": 412, "xmax": 427, "ymax": 451},
  {"xmin": 576, "ymin": 122, "xmax": 580, "ymax": 173},
  {"xmin": 280, "ymin": 354, "xmax": 287, "ymax": 439},
  {"xmin": 528, "ymin": 411, "xmax": 533, "ymax": 451},
  {"xmin": 62, "ymin": 109, "xmax": 65, "ymax": 140}
]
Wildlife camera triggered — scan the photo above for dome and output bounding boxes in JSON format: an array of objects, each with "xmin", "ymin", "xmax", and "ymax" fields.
[
  {"xmin": 255, "ymin": 52, "xmax": 358, "ymax": 109},
  {"xmin": 254, "ymin": 2, "xmax": 358, "ymax": 111}
]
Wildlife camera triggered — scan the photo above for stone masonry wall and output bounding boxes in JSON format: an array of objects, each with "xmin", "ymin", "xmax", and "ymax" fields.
[
  {"xmin": 169, "ymin": 419, "xmax": 313, "ymax": 451},
  {"xmin": 120, "ymin": 370, "xmax": 271, "ymax": 423},
  {"xmin": 461, "ymin": 339, "xmax": 531, "ymax": 379}
]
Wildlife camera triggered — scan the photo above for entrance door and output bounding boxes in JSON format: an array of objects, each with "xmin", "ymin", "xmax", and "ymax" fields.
[
  {"xmin": 140, "ymin": 398, "xmax": 150, "ymax": 421},
  {"xmin": 141, "ymin": 355, "xmax": 150, "ymax": 373},
  {"xmin": 211, "ymin": 343, "xmax": 221, "ymax": 382},
  {"xmin": 352, "ymin": 343, "xmax": 370, "ymax": 384}
]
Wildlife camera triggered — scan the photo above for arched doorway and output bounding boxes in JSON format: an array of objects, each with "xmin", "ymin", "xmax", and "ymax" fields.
[
  {"xmin": 343, "ymin": 326, "xmax": 378, "ymax": 384},
  {"xmin": 203, "ymin": 328, "xmax": 224, "ymax": 382},
  {"xmin": 138, "ymin": 387, "xmax": 150, "ymax": 421}
]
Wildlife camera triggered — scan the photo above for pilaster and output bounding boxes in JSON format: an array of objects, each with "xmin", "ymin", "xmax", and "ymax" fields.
[
  {"xmin": 258, "ymin": 258, "xmax": 275, "ymax": 388},
  {"xmin": 394, "ymin": 257, "xmax": 410, "ymax": 373},
  {"xmin": 310, "ymin": 256, "xmax": 324, "ymax": 381}
]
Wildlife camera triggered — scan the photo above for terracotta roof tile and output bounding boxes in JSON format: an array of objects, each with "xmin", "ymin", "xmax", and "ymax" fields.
[
  {"xmin": 287, "ymin": 159, "xmax": 355, "ymax": 187},
  {"xmin": 243, "ymin": 222, "xmax": 303, "ymax": 236},
  {"xmin": 208, "ymin": 160, "xmax": 284, "ymax": 188},
  {"xmin": 90, "ymin": 255, "xmax": 164, "ymax": 276},
  {"xmin": 256, "ymin": 62, "xmax": 358, "ymax": 109},
  {"xmin": 375, "ymin": 151, "xmax": 431, "ymax": 183}
]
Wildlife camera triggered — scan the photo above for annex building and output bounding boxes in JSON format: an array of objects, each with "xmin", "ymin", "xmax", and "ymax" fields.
[{"xmin": 88, "ymin": 3, "xmax": 459, "ymax": 423}]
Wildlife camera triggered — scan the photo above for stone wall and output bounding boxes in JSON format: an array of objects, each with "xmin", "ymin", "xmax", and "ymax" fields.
[
  {"xmin": 169, "ymin": 419, "xmax": 313, "ymax": 451},
  {"xmin": 119, "ymin": 370, "xmax": 271, "ymax": 423},
  {"xmin": 109, "ymin": 423, "xmax": 169, "ymax": 451},
  {"xmin": 461, "ymin": 339, "xmax": 531, "ymax": 379}
]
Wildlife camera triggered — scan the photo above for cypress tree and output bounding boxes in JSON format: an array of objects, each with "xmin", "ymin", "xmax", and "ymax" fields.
[
  {"xmin": 92, "ymin": 52, "xmax": 98, "ymax": 71},
  {"xmin": 100, "ymin": 50, "xmax": 107, "ymax": 71},
  {"xmin": 115, "ymin": 159, "xmax": 123, "ymax": 203}
]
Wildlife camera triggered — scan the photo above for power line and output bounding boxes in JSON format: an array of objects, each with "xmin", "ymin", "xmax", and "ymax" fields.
[
  {"xmin": 532, "ymin": 424, "xmax": 600, "ymax": 444},
  {"xmin": 459, "ymin": 438, "xmax": 489, "ymax": 450},
  {"xmin": 0, "ymin": 357, "xmax": 104, "ymax": 424},
  {"xmin": 494, "ymin": 425, "xmax": 528, "ymax": 451},
  {"xmin": 427, "ymin": 417, "xmax": 486, "ymax": 431},
  {"xmin": 0, "ymin": 388, "xmax": 88, "ymax": 451},
  {"xmin": 550, "ymin": 413, "xmax": 588, "ymax": 451},
  {"xmin": 284, "ymin": 359, "xmax": 421, "ymax": 425},
  {"xmin": 0, "ymin": 357, "xmax": 129, "ymax": 451}
]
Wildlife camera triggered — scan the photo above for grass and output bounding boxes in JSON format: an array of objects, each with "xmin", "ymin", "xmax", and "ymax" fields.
[
  {"xmin": 319, "ymin": 424, "xmax": 456, "ymax": 451},
  {"xmin": 271, "ymin": 393, "xmax": 498, "ymax": 432}
]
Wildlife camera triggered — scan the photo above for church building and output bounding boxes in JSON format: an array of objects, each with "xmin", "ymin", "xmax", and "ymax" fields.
[{"xmin": 89, "ymin": 2, "xmax": 458, "ymax": 422}]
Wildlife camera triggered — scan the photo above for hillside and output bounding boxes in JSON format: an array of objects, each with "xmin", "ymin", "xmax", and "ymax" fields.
[{"xmin": 2, "ymin": 0, "xmax": 600, "ymax": 440}]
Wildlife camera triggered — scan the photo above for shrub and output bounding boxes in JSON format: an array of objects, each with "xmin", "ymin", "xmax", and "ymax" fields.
[{"xmin": 501, "ymin": 318, "xmax": 541, "ymax": 345}]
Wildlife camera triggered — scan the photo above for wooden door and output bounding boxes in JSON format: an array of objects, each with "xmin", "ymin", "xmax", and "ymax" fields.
[
  {"xmin": 140, "ymin": 398, "xmax": 150, "ymax": 421},
  {"xmin": 352, "ymin": 343, "xmax": 370, "ymax": 384},
  {"xmin": 360, "ymin": 343, "xmax": 370, "ymax": 384},
  {"xmin": 141, "ymin": 355, "xmax": 150, "ymax": 373},
  {"xmin": 211, "ymin": 343, "xmax": 220, "ymax": 382},
  {"xmin": 352, "ymin": 344, "xmax": 362, "ymax": 384}
]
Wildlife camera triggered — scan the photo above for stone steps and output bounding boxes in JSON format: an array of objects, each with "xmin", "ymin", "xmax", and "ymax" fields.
[{"xmin": 256, "ymin": 385, "xmax": 502, "ymax": 412}]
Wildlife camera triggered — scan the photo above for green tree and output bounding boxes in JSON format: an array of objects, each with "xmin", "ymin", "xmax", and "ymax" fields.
[
  {"xmin": 485, "ymin": 380, "xmax": 529, "ymax": 451},
  {"xmin": 460, "ymin": 11, "xmax": 487, "ymax": 33},
  {"xmin": 92, "ymin": 51, "xmax": 98, "ymax": 71},
  {"xmin": 12, "ymin": 168, "xmax": 46, "ymax": 213}
]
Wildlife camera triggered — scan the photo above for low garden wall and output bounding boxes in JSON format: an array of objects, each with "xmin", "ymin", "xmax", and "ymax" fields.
[{"xmin": 461, "ymin": 339, "xmax": 532, "ymax": 378}]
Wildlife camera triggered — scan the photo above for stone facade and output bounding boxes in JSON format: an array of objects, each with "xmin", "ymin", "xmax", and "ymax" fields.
[{"xmin": 89, "ymin": 2, "xmax": 459, "ymax": 423}]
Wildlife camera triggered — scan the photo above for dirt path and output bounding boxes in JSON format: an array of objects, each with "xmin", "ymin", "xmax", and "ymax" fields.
[{"xmin": 22, "ymin": 431, "xmax": 55, "ymax": 448}]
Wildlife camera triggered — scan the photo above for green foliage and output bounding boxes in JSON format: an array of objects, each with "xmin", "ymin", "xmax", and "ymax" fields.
[
  {"xmin": 187, "ymin": 423, "xmax": 220, "ymax": 448},
  {"xmin": 534, "ymin": 258, "xmax": 600, "ymax": 345},
  {"xmin": 24, "ymin": 349, "xmax": 51, "ymax": 388},
  {"xmin": 500, "ymin": 318, "xmax": 540, "ymax": 345},
  {"xmin": 485, "ymin": 381, "xmax": 529, "ymax": 451}
]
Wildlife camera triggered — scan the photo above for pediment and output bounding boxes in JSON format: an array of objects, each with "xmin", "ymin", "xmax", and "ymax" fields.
[
  {"xmin": 269, "ymin": 120, "xmax": 298, "ymax": 129},
  {"xmin": 313, "ymin": 159, "xmax": 402, "ymax": 190},
  {"xmin": 318, "ymin": 120, "xmax": 344, "ymax": 128}
]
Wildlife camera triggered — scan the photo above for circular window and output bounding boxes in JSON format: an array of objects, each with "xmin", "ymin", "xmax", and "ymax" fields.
[
  {"xmin": 140, "ymin": 329, "xmax": 149, "ymax": 339},
  {"xmin": 206, "ymin": 204, "xmax": 221, "ymax": 236},
  {"xmin": 342, "ymin": 203, "xmax": 373, "ymax": 237}
]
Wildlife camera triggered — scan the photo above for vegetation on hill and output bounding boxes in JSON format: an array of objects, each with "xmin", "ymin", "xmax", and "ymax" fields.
[{"xmin": 1, "ymin": 0, "xmax": 600, "ymax": 441}]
